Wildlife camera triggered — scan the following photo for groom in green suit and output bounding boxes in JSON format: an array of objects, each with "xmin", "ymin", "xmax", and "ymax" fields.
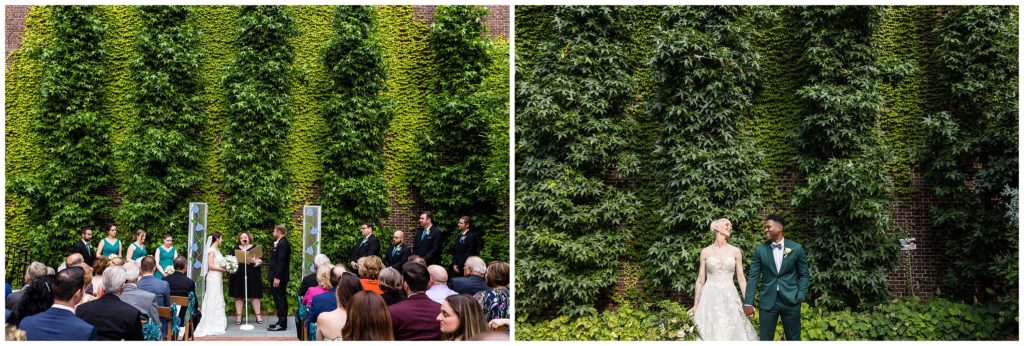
[{"xmin": 743, "ymin": 214, "xmax": 809, "ymax": 341}]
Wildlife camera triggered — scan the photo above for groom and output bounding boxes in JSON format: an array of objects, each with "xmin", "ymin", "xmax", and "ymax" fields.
[
  {"xmin": 743, "ymin": 214, "xmax": 809, "ymax": 341},
  {"xmin": 267, "ymin": 224, "xmax": 291, "ymax": 331}
]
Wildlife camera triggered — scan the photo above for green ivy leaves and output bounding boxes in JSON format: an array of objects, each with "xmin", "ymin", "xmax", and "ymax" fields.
[
  {"xmin": 221, "ymin": 6, "xmax": 297, "ymax": 232},
  {"xmin": 117, "ymin": 6, "xmax": 205, "ymax": 239},
  {"xmin": 318, "ymin": 6, "xmax": 393, "ymax": 262}
]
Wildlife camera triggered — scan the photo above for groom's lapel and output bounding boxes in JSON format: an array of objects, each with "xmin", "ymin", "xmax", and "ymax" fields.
[
  {"xmin": 764, "ymin": 243, "xmax": 779, "ymax": 275},
  {"xmin": 779, "ymin": 239, "xmax": 795, "ymax": 273}
]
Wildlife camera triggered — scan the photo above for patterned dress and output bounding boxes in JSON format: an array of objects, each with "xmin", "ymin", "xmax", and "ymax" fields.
[{"xmin": 474, "ymin": 287, "xmax": 509, "ymax": 321}]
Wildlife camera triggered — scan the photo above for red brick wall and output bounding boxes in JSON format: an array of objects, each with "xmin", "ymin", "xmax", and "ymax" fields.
[
  {"xmin": 413, "ymin": 5, "xmax": 509, "ymax": 39},
  {"xmin": 5, "ymin": 5, "xmax": 30, "ymax": 69}
]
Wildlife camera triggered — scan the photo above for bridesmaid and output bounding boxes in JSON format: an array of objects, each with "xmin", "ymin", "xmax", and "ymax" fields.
[
  {"xmin": 97, "ymin": 224, "xmax": 122, "ymax": 258},
  {"xmin": 229, "ymin": 231, "xmax": 264, "ymax": 325},
  {"xmin": 125, "ymin": 230, "xmax": 148, "ymax": 262},
  {"xmin": 154, "ymin": 234, "xmax": 177, "ymax": 280}
]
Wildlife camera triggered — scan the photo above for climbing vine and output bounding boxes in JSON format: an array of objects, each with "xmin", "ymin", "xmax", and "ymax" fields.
[
  {"xmin": 920, "ymin": 6, "xmax": 1018, "ymax": 300},
  {"xmin": 220, "ymin": 6, "xmax": 297, "ymax": 233},
  {"xmin": 116, "ymin": 6, "xmax": 205, "ymax": 238},
  {"xmin": 319, "ymin": 5, "xmax": 393, "ymax": 261},
  {"xmin": 8, "ymin": 6, "xmax": 112, "ymax": 268},
  {"xmin": 516, "ymin": 6, "xmax": 640, "ymax": 318}
]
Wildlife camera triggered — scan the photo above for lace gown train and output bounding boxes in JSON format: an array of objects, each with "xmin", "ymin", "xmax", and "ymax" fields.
[
  {"xmin": 693, "ymin": 256, "xmax": 758, "ymax": 341},
  {"xmin": 194, "ymin": 250, "xmax": 226, "ymax": 337}
]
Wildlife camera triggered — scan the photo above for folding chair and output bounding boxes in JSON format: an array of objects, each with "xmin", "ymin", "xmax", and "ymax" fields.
[{"xmin": 170, "ymin": 295, "xmax": 192, "ymax": 340}]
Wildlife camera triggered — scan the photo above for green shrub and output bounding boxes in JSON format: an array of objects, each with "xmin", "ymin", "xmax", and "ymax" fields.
[
  {"xmin": 800, "ymin": 297, "xmax": 1018, "ymax": 340},
  {"xmin": 517, "ymin": 300, "xmax": 700, "ymax": 341}
]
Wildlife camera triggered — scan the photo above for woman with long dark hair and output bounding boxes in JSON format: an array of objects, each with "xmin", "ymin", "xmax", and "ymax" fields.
[
  {"xmin": 343, "ymin": 291, "xmax": 394, "ymax": 341},
  {"xmin": 9, "ymin": 275, "xmax": 56, "ymax": 327}
]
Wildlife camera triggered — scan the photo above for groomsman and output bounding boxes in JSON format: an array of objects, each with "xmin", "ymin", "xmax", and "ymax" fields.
[
  {"xmin": 73, "ymin": 228, "xmax": 96, "ymax": 267},
  {"xmin": 268, "ymin": 225, "xmax": 291, "ymax": 331},
  {"xmin": 350, "ymin": 222, "xmax": 382, "ymax": 270},
  {"xmin": 385, "ymin": 231, "xmax": 411, "ymax": 270},
  {"xmin": 450, "ymin": 216, "xmax": 479, "ymax": 277},
  {"xmin": 413, "ymin": 212, "xmax": 444, "ymax": 266}
]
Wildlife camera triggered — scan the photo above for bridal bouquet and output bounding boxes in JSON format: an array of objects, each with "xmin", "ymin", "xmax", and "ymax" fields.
[
  {"xmin": 222, "ymin": 255, "xmax": 239, "ymax": 274},
  {"xmin": 164, "ymin": 266, "xmax": 174, "ymax": 275}
]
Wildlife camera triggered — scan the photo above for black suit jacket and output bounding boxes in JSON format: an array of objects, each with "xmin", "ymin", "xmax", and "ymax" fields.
[
  {"xmin": 450, "ymin": 231, "xmax": 480, "ymax": 274},
  {"xmin": 268, "ymin": 237, "xmax": 291, "ymax": 283},
  {"xmin": 413, "ymin": 225, "xmax": 444, "ymax": 265},
  {"xmin": 162, "ymin": 272, "xmax": 195, "ymax": 298},
  {"xmin": 76, "ymin": 294, "xmax": 144, "ymax": 341},
  {"xmin": 384, "ymin": 244, "xmax": 411, "ymax": 270},
  {"xmin": 350, "ymin": 234, "xmax": 382, "ymax": 264},
  {"xmin": 74, "ymin": 240, "xmax": 96, "ymax": 267}
]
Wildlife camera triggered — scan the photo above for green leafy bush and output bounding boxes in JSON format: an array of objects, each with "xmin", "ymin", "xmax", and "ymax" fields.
[
  {"xmin": 791, "ymin": 6, "xmax": 900, "ymax": 309},
  {"xmin": 799, "ymin": 297, "xmax": 1018, "ymax": 340},
  {"xmin": 117, "ymin": 6, "xmax": 205, "ymax": 239},
  {"xmin": 9, "ymin": 6, "xmax": 112, "ymax": 268},
  {"xmin": 517, "ymin": 300, "xmax": 700, "ymax": 341},
  {"xmin": 318, "ymin": 6, "xmax": 393, "ymax": 262},
  {"xmin": 515, "ymin": 6, "xmax": 640, "ymax": 318},
  {"xmin": 920, "ymin": 6, "xmax": 1018, "ymax": 300},
  {"xmin": 220, "ymin": 6, "xmax": 297, "ymax": 233}
]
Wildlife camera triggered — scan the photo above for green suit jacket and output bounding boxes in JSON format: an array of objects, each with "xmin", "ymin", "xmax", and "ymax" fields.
[{"xmin": 744, "ymin": 239, "xmax": 809, "ymax": 309}]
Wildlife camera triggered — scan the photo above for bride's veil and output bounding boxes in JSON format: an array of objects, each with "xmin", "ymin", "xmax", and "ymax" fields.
[{"xmin": 201, "ymin": 235, "xmax": 213, "ymax": 276}]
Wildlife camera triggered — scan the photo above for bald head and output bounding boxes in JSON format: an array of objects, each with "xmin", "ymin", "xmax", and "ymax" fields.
[
  {"xmin": 427, "ymin": 265, "xmax": 448, "ymax": 286},
  {"xmin": 392, "ymin": 230, "xmax": 405, "ymax": 246},
  {"xmin": 66, "ymin": 253, "xmax": 84, "ymax": 267}
]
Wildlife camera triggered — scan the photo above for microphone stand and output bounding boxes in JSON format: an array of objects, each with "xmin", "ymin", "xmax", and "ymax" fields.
[{"xmin": 239, "ymin": 246, "xmax": 254, "ymax": 331}]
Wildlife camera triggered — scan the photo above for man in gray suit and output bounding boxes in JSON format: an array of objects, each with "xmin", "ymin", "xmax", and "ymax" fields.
[
  {"xmin": 7, "ymin": 262, "xmax": 48, "ymax": 309},
  {"xmin": 120, "ymin": 262, "xmax": 159, "ymax": 332}
]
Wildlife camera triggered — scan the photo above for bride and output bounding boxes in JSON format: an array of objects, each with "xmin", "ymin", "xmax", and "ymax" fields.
[
  {"xmin": 689, "ymin": 218, "xmax": 758, "ymax": 341},
  {"xmin": 194, "ymin": 232, "xmax": 227, "ymax": 337}
]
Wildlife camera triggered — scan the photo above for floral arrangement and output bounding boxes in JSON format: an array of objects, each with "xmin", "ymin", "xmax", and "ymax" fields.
[
  {"xmin": 164, "ymin": 265, "xmax": 175, "ymax": 275},
  {"xmin": 222, "ymin": 255, "xmax": 239, "ymax": 274}
]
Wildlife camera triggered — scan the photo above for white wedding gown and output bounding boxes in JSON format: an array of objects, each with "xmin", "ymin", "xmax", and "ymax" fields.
[
  {"xmin": 194, "ymin": 249, "xmax": 226, "ymax": 337},
  {"xmin": 693, "ymin": 256, "xmax": 758, "ymax": 341}
]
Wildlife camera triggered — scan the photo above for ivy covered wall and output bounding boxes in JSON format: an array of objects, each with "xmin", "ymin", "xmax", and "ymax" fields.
[
  {"xmin": 5, "ymin": 6, "xmax": 510, "ymax": 313},
  {"xmin": 516, "ymin": 5, "xmax": 1017, "ymax": 322}
]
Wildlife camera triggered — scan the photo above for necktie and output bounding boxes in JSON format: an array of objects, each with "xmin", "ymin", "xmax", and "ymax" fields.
[
  {"xmin": 460, "ymin": 235, "xmax": 465, "ymax": 244},
  {"xmin": 421, "ymin": 230, "xmax": 428, "ymax": 240},
  {"xmin": 392, "ymin": 247, "xmax": 399, "ymax": 257},
  {"xmin": 85, "ymin": 241, "xmax": 91, "ymax": 256},
  {"xmin": 772, "ymin": 243, "xmax": 783, "ymax": 250}
]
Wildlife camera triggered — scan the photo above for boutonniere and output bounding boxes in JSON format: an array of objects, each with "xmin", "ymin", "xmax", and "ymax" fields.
[{"xmin": 784, "ymin": 248, "xmax": 793, "ymax": 258}]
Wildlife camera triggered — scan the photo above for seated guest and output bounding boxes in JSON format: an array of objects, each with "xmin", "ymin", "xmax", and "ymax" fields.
[
  {"xmin": 315, "ymin": 272, "xmax": 363, "ymax": 341},
  {"xmin": 358, "ymin": 255, "xmax": 385, "ymax": 294},
  {"xmin": 75, "ymin": 266, "xmax": 143, "ymax": 340},
  {"xmin": 309, "ymin": 265, "xmax": 350, "ymax": 323},
  {"xmin": 87, "ymin": 256, "xmax": 110, "ymax": 297},
  {"xmin": 137, "ymin": 256, "xmax": 170, "ymax": 334},
  {"xmin": 384, "ymin": 231, "xmax": 411, "ymax": 270},
  {"xmin": 378, "ymin": 267, "xmax": 407, "ymax": 306},
  {"xmin": 344, "ymin": 291, "xmax": 394, "ymax": 341},
  {"xmin": 109, "ymin": 256, "xmax": 126, "ymax": 267},
  {"xmin": 74, "ymin": 263, "xmax": 97, "ymax": 305},
  {"xmin": 425, "ymin": 265, "xmax": 458, "ymax": 304},
  {"xmin": 57, "ymin": 253, "xmax": 84, "ymax": 272},
  {"xmin": 303, "ymin": 265, "xmax": 332, "ymax": 306},
  {"xmin": 163, "ymin": 256, "xmax": 200, "ymax": 334},
  {"xmin": 119, "ymin": 262, "xmax": 159, "ymax": 324},
  {"xmin": 407, "ymin": 255, "xmax": 427, "ymax": 267},
  {"xmin": 475, "ymin": 261, "xmax": 510, "ymax": 321},
  {"xmin": 19, "ymin": 267, "xmax": 98, "ymax": 340},
  {"xmin": 7, "ymin": 261, "xmax": 47, "ymax": 309},
  {"xmin": 299, "ymin": 254, "xmax": 331, "ymax": 297},
  {"xmin": 438, "ymin": 294, "xmax": 487, "ymax": 341},
  {"xmin": 8, "ymin": 275, "xmax": 55, "ymax": 327},
  {"xmin": 449, "ymin": 256, "xmax": 489, "ymax": 295},
  {"xmin": 388, "ymin": 262, "xmax": 441, "ymax": 340}
]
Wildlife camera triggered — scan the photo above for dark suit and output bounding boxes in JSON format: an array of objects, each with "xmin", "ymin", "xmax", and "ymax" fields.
[
  {"xmin": 74, "ymin": 239, "xmax": 96, "ymax": 266},
  {"xmin": 384, "ymin": 243, "xmax": 411, "ymax": 271},
  {"xmin": 450, "ymin": 275, "xmax": 489, "ymax": 296},
  {"xmin": 163, "ymin": 271, "xmax": 200, "ymax": 333},
  {"xmin": 387, "ymin": 293, "xmax": 441, "ymax": 340},
  {"xmin": 450, "ymin": 231, "xmax": 480, "ymax": 276},
  {"xmin": 350, "ymin": 234, "xmax": 381, "ymax": 264},
  {"xmin": 268, "ymin": 237, "xmax": 291, "ymax": 323},
  {"xmin": 298, "ymin": 273, "xmax": 317, "ymax": 297},
  {"xmin": 20, "ymin": 306, "xmax": 99, "ymax": 341},
  {"xmin": 76, "ymin": 294, "xmax": 144, "ymax": 340},
  {"xmin": 744, "ymin": 239, "xmax": 810, "ymax": 341},
  {"xmin": 7, "ymin": 285, "xmax": 28, "ymax": 309},
  {"xmin": 413, "ymin": 225, "xmax": 444, "ymax": 265}
]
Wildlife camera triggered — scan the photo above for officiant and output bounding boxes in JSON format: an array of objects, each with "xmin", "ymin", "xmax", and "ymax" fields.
[{"xmin": 229, "ymin": 231, "xmax": 264, "ymax": 325}]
